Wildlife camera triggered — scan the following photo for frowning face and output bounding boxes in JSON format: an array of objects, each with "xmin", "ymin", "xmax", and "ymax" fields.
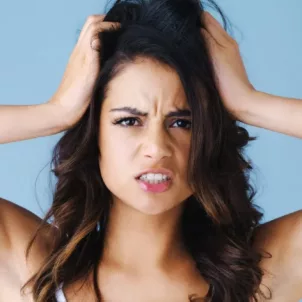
[{"xmin": 98, "ymin": 57, "xmax": 193, "ymax": 215}]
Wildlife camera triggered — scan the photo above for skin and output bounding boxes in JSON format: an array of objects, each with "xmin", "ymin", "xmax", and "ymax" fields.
[
  {"xmin": 1, "ymin": 58, "xmax": 301, "ymax": 301},
  {"xmin": 93, "ymin": 57, "xmax": 209, "ymax": 300},
  {"xmin": 0, "ymin": 11, "xmax": 302, "ymax": 302},
  {"xmin": 98, "ymin": 58, "xmax": 193, "ymax": 268}
]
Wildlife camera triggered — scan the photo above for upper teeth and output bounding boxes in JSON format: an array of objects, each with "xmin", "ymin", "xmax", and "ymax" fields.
[{"xmin": 139, "ymin": 173, "xmax": 170, "ymax": 181}]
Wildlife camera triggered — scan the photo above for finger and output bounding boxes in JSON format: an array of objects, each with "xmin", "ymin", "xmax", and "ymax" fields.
[
  {"xmin": 79, "ymin": 14, "xmax": 120, "ymax": 42},
  {"xmin": 201, "ymin": 12, "xmax": 230, "ymax": 47},
  {"xmin": 207, "ymin": 14, "xmax": 233, "ymax": 43},
  {"xmin": 203, "ymin": 12, "xmax": 228, "ymax": 46},
  {"xmin": 201, "ymin": 25, "xmax": 224, "ymax": 51},
  {"xmin": 201, "ymin": 28, "xmax": 217, "ymax": 52},
  {"xmin": 89, "ymin": 20, "xmax": 121, "ymax": 32},
  {"xmin": 91, "ymin": 36, "xmax": 101, "ymax": 51},
  {"xmin": 78, "ymin": 14, "xmax": 106, "ymax": 41},
  {"xmin": 90, "ymin": 21, "xmax": 121, "ymax": 51}
]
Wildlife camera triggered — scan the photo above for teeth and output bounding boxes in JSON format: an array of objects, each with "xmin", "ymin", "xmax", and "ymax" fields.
[{"xmin": 139, "ymin": 173, "xmax": 170, "ymax": 183}]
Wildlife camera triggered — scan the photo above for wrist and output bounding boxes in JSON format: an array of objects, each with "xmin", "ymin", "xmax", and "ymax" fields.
[
  {"xmin": 236, "ymin": 88, "xmax": 260, "ymax": 125},
  {"xmin": 43, "ymin": 101, "xmax": 70, "ymax": 133}
]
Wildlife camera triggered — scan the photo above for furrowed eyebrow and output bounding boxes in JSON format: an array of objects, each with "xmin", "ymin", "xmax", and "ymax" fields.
[{"xmin": 109, "ymin": 106, "xmax": 191, "ymax": 118}]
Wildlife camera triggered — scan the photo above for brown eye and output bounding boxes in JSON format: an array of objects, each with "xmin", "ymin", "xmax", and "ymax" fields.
[
  {"xmin": 113, "ymin": 117, "xmax": 140, "ymax": 127},
  {"xmin": 171, "ymin": 119, "xmax": 191, "ymax": 129}
]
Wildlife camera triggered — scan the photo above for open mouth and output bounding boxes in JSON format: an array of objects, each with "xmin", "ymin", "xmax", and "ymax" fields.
[{"xmin": 135, "ymin": 177, "xmax": 172, "ymax": 193}]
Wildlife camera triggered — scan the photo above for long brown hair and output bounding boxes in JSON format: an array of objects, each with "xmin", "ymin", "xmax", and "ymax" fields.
[{"xmin": 21, "ymin": 0, "xmax": 272, "ymax": 301}]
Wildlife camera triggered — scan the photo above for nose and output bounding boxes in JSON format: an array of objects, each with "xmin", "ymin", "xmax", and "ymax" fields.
[{"xmin": 142, "ymin": 123, "xmax": 172, "ymax": 161}]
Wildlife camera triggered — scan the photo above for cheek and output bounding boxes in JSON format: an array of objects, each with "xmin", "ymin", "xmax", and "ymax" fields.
[
  {"xmin": 98, "ymin": 129, "xmax": 134, "ymax": 178},
  {"xmin": 178, "ymin": 138, "xmax": 191, "ymax": 163},
  {"xmin": 176, "ymin": 139, "xmax": 191, "ymax": 184},
  {"xmin": 182, "ymin": 140, "xmax": 191, "ymax": 154},
  {"xmin": 98, "ymin": 132, "xmax": 138, "ymax": 202}
]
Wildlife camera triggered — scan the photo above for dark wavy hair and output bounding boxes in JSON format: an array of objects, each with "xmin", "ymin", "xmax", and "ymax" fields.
[{"xmin": 21, "ymin": 0, "xmax": 272, "ymax": 301}]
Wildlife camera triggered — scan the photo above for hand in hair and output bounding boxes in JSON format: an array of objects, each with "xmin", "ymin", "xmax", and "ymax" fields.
[
  {"xmin": 201, "ymin": 11, "xmax": 255, "ymax": 122},
  {"xmin": 201, "ymin": 12, "xmax": 302, "ymax": 138},
  {"xmin": 48, "ymin": 15, "xmax": 121, "ymax": 128}
]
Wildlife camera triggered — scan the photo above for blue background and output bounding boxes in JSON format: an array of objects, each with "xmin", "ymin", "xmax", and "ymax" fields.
[{"xmin": 0, "ymin": 0, "xmax": 301, "ymax": 298}]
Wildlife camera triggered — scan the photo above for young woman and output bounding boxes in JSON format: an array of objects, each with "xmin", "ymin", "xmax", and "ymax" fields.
[{"xmin": 0, "ymin": 0, "xmax": 301, "ymax": 301}]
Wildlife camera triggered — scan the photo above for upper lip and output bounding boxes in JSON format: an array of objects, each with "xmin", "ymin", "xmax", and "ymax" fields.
[{"xmin": 135, "ymin": 168, "xmax": 174, "ymax": 180}]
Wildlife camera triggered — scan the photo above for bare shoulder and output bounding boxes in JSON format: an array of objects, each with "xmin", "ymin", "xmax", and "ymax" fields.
[
  {"xmin": 253, "ymin": 209, "xmax": 302, "ymax": 300},
  {"xmin": 253, "ymin": 209, "xmax": 302, "ymax": 248},
  {"xmin": 0, "ymin": 197, "xmax": 55, "ymax": 252},
  {"xmin": 0, "ymin": 197, "xmax": 57, "ymax": 290}
]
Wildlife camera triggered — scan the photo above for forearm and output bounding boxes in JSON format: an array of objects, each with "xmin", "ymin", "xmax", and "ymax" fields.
[
  {"xmin": 240, "ymin": 91, "xmax": 302, "ymax": 139},
  {"xmin": 0, "ymin": 102, "xmax": 67, "ymax": 144}
]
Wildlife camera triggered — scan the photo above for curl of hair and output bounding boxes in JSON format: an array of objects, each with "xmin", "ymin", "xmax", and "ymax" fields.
[{"xmin": 21, "ymin": 0, "xmax": 272, "ymax": 301}]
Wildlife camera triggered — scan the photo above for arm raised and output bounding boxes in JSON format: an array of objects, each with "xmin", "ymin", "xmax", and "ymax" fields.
[
  {"xmin": 240, "ymin": 91, "xmax": 302, "ymax": 139},
  {"xmin": 0, "ymin": 102, "xmax": 67, "ymax": 144},
  {"xmin": 0, "ymin": 15, "xmax": 121, "ymax": 145},
  {"xmin": 201, "ymin": 12, "xmax": 302, "ymax": 139}
]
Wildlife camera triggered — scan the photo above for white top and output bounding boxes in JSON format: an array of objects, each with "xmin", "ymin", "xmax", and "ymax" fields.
[{"xmin": 55, "ymin": 283, "xmax": 67, "ymax": 302}]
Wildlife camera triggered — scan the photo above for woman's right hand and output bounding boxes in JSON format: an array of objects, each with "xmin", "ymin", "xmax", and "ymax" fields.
[{"xmin": 48, "ymin": 14, "xmax": 121, "ymax": 129}]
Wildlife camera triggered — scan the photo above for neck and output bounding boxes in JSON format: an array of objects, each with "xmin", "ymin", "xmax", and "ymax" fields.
[{"xmin": 101, "ymin": 199, "xmax": 189, "ymax": 274}]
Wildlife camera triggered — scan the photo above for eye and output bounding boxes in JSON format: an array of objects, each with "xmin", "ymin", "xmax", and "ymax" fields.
[
  {"xmin": 112, "ymin": 117, "xmax": 191, "ymax": 129},
  {"xmin": 171, "ymin": 119, "xmax": 191, "ymax": 129},
  {"xmin": 112, "ymin": 117, "xmax": 140, "ymax": 127}
]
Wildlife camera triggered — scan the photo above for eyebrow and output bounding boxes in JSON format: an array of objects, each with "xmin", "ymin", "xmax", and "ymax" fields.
[{"xmin": 109, "ymin": 106, "xmax": 191, "ymax": 118}]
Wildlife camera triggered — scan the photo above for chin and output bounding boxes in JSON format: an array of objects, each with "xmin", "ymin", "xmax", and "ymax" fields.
[{"xmin": 126, "ymin": 195, "xmax": 186, "ymax": 216}]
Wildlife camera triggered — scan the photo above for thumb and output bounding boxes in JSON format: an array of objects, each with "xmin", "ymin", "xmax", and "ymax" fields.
[{"xmin": 91, "ymin": 35, "xmax": 101, "ymax": 51}]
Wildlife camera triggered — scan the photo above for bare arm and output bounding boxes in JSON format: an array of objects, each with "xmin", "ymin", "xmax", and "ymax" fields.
[
  {"xmin": 0, "ymin": 102, "xmax": 67, "ymax": 144},
  {"xmin": 0, "ymin": 197, "xmax": 58, "ymax": 301},
  {"xmin": 240, "ymin": 91, "xmax": 302, "ymax": 139},
  {"xmin": 0, "ymin": 15, "xmax": 121, "ymax": 300},
  {"xmin": 252, "ymin": 210, "xmax": 302, "ymax": 300},
  {"xmin": 201, "ymin": 12, "xmax": 302, "ymax": 139},
  {"xmin": 0, "ymin": 16, "xmax": 121, "ymax": 146}
]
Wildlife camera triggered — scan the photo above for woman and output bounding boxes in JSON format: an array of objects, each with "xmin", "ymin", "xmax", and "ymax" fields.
[{"xmin": 0, "ymin": 0, "xmax": 301, "ymax": 301}]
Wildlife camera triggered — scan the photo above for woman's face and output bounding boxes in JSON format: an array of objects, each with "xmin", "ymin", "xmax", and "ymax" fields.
[{"xmin": 98, "ymin": 58, "xmax": 193, "ymax": 215}]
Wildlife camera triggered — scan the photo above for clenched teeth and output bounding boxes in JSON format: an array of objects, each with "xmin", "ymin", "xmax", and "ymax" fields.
[{"xmin": 139, "ymin": 173, "xmax": 170, "ymax": 182}]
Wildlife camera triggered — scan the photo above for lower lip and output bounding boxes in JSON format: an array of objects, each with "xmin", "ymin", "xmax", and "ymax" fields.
[{"xmin": 136, "ymin": 178, "xmax": 172, "ymax": 193}]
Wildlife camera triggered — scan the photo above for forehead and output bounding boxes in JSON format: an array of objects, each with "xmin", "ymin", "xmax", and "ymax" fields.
[{"xmin": 103, "ymin": 58, "xmax": 188, "ymax": 110}]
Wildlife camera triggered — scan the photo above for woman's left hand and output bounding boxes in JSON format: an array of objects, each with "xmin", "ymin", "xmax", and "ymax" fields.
[{"xmin": 200, "ymin": 11, "xmax": 256, "ymax": 121}]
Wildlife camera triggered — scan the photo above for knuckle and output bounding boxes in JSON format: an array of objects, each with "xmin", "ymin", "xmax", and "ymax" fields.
[
  {"xmin": 91, "ymin": 38, "xmax": 101, "ymax": 51},
  {"xmin": 89, "ymin": 22, "xmax": 98, "ymax": 31},
  {"xmin": 86, "ymin": 15, "xmax": 98, "ymax": 23}
]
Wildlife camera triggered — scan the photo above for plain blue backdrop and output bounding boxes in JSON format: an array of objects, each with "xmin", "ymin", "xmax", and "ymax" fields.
[{"xmin": 0, "ymin": 0, "xmax": 301, "ymax": 298}]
